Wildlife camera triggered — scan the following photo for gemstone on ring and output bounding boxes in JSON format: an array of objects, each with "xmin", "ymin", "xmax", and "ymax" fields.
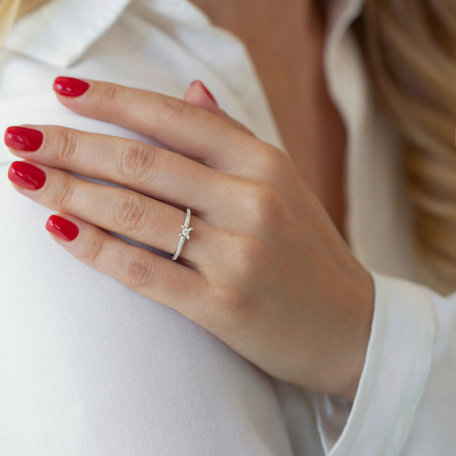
[{"xmin": 179, "ymin": 225, "xmax": 193, "ymax": 240}]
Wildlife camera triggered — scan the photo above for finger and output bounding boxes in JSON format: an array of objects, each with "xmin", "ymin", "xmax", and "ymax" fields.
[
  {"xmin": 185, "ymin": 80, "xmax": 220, "ymax": 115},
  {"xmin": 5, "ymin": 125, "xmax": 237, "ymax": 216},
  {"xmin": 7, "ymin": 160, "xmax": 219, "ymax": 267},
  {"xmin": 184, "ymin": 81, "xmax": 255, "ymax": 136},
  {"xmin": 45, "ymin": 212, "xmax": 207, "ymax": 319},
  {"xmin": 52, "ymin": 76, "xmax": 257, "ymax": 170}
]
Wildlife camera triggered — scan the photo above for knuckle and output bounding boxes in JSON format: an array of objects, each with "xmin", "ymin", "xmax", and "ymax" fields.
[
  {"xmin": 256, "ymin": 144, "xmax": 290, "ymax": 179},
  {"xmin": 240, "ymin": 182, "xmax": 281, "ymax": 229},
  {"xmin": 99, "ymin": 83, "xmax": 122, "ymax": 112},
  {"xmin": 82, "ymin": 235, "xmax": 105, "ymax": 266},
  {"xmin": 111, "ymin": 194, "xmax": 148, "ymax": 233},
  {"xmin": 217, "ymin": 233, "xmax": 261, "ymax": 283},
  {"xmin": 210, "ymin": 234, "xmax": 269, "ymax": 321},
  {"xmin": 215, "ymin": 287, "xmax": 246, "ymax": 318},
  {"xmin": 117, "ymin": 142, "xmax": 159, "ymax": 182},
  {"xmin": 55, "ymin": 128, "xmax": 78, "ymax": 163},
  {"xmin": 156, "ymin": 96, "xmax": 193, "ymax": 126},
  {"xmin": 122, "ymin": 252, "xmax": 158, "ymax": 289},
  {"xmin": 50, "ymin": 175, "xmax": 75, "ymax": 209},
  {"xmin": 231, "ymin": 234, "xmax": 263, "ymax": 275},
  {"xmin": 213, "ymin": 281, "xmax": 253, "ymax": 322},
  {"xmin": 216, "ymin": 235, "xmax": 271, "ymax": 320}
]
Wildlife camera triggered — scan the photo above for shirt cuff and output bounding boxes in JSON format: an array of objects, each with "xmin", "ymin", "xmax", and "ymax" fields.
[{"xmin": 310, "ymin": 270, "xmax": 436, "ymax": 455}]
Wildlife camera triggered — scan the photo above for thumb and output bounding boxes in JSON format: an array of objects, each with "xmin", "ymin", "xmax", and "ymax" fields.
[{"xmin": 184, "ymin": 80, "xmax": 255, "ymax": 136}]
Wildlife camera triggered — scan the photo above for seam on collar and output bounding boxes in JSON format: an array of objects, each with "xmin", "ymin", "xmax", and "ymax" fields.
[{"xmin": 5, "ymin": 0, "xmax": 131, "ymax": 67}]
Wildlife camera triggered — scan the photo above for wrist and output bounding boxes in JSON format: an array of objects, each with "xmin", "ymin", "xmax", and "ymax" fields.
[{"xmin": 333, "ymin": 266, "xmax": 375, "ymax": 403}]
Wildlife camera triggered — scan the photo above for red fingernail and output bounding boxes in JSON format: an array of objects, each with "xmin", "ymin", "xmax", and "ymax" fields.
[
  {"xmin": 46, "ymin": 215, "xmax": 79, "ymax": 241},
  {"xmin": 4, "ymin": 126, "xmax": 43, "ymax": 151},
  {"xmin": 8, "ymin": 161, "xmax": 46, "ymax": 190},
  {"xmin": 190, "ymin": 80, "xmax": 218, "ymax": 105},
  {"xmin": 53, "ymin": 76, "xmax": 90, "ymax": 97}
]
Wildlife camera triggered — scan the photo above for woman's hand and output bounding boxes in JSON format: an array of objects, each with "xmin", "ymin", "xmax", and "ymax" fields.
[{"xmin": 4, "ymin": 77, "xmax": 374, "ymax": 402}]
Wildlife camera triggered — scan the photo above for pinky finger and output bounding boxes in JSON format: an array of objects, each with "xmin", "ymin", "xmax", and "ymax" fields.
[
  {"xmin": 183, "ymin": 83, "xmax": 255, "ymax": 137},
  {"xmin": 45, "ymin": 213, "xmax": 207, "ymax": 317}
]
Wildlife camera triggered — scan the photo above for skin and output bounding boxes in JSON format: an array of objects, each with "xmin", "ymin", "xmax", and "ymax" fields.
[
  {"xmin": 189, "ymin": 0, "xmax": 348, "ymax": 240},
  {"xmin": 6, "ymin": 78, "xmax": 374, "ymax": 402}
]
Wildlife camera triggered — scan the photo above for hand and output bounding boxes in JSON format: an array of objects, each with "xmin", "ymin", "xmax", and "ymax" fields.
[{"xmin": 5, "ymin": 76, "xmax": 374, "ymax": 401}]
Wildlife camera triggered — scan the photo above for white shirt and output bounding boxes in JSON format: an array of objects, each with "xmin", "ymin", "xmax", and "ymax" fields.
[{"xmin": 1, "ymin": 0, "xmax": 455, "ymax": 455}]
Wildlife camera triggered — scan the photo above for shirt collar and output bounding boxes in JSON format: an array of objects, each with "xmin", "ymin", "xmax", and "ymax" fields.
[
  {"xmin": 5, "ymin": 0, "xmax": 365, "ymax": 69},
  {"xmin": 5, "ymin": 0, "xmax": 131, "ymax": 67}
]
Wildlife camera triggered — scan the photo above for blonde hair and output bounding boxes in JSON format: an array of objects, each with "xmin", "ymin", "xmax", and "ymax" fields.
[
  {"xmin": 355, "ymin": 1, "xmax": 456, "ymax": 294},
  {"xmin": 0, "ymin": 0, "xmax": 50, "ymax": 44},
  {"xmin": 2, "ymin": 0, "xmax": 456, "ymax": 294}
]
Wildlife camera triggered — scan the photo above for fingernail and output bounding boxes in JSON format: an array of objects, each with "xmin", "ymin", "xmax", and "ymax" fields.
[
  {"xmin": 4, "ymin": 126, "xmax": 43, "ymax": 151},
  {"xmin": 46, "ymin": 215, "xmax": 79, "ymax": 241},
  {"xmin": 53, "ymin": 76, "xmax": 90, "ymax": 97},
  {"xmin": 190, "ymin": 80, "xmax": 218, "ymax": 106},
  {"xmin": 8, "ymin": 161, "xmax": 46, "ymax": 190}
]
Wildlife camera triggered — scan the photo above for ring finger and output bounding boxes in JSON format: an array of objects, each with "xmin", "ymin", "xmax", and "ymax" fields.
[{"xmin": 7, "ymin": 160, "xmax": 219, "ymax": 267}]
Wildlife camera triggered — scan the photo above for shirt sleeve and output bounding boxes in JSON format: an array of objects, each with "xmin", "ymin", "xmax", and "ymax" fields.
[{"xmin": 309, "ymin": 270, "xmax": 456, "ymax": 455}]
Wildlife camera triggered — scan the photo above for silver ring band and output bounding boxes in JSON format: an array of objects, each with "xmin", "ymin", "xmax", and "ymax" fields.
[{"xmin": 172, "ymin": 208, "xmax": 193, "ymax": 261}]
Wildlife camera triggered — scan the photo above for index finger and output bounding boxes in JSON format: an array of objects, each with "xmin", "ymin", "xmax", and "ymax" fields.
[{"xmin": 53, "ymin": 76, "xmax": 256, "ymax": 170}]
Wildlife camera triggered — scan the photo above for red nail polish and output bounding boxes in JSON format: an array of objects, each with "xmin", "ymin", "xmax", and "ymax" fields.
[
  {"xmin": 4, "ymin": 126, "xmax": 43, "ymax": 151},
  {"xmin": 190, "ymin": 80, "xmax": 218, "ymax": 105},
  {"xmin": 8, "ymin": 161, "xmax": 46, "ymax": 190},
  {"xmin": 53, "ymin": 76, "xmax": 90, "ymax": 97},
  {"xmin": 46, "ymin": 215, "xmax": 79, "ymax": 241}
]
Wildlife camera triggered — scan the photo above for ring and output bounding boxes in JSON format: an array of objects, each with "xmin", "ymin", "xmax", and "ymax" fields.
[{"xmin": 171, "ymin": 208, "xmax": 193, "ymax": 261}]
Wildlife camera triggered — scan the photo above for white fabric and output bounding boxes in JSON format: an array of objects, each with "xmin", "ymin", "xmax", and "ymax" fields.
[{"xmin": 0, "ymin": 0, "xmax": 455, "ymax": 455}]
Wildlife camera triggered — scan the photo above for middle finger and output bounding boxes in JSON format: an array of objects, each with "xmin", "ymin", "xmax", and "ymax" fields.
[{"xmin": 4, "ymin": 125, "xmax": 238, "ymax": 217}]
